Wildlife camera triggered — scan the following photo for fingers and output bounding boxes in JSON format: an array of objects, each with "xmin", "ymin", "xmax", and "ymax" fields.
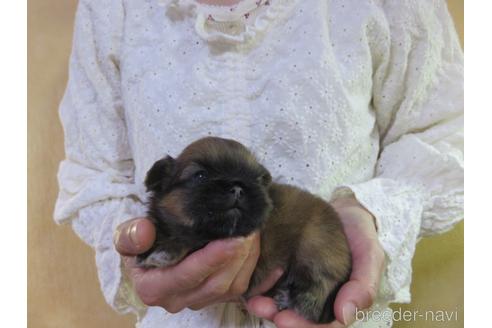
[
  {"xmin": 174, "ymin": 237, "xmax": 247, "ymax": 290},
  {"xmin": 186, "ymin": 234, "xmax": 258, "ymax": 310},
  {"xmin": 333, "ymin": 208, "xmax": 385, "ymax": 326},
  {"xmin": 131, "ymin": 238, "xmax": 241, "ymax": 309},
  {"xmin": 114, "ymin": 218, "xmax": 156, "ymax": 256},
  {"xmin": 227, "ymin": 232, "xmax": 261, "ymax": 296},
  {"xmin": 246, "ymin": 267, "xmax": 284, "ymax": 297},
  {"xmin": 185, "ymin": 239, "xmax": 251, "ymax": 309},
  {"xmin": 273, "ymin": 310, "xmax": 318, "ymax": 328},
  {"xmin": 350, "ymin": 241, "xmax": 385, "ymax": 297},
  {"xmin": 246, "ymin": 296, "xmax": 279, "ymax": 321},
  {"xmin": 333, "ymin": 246, "xmax": 385, "ymax": 325},
  {"xmin": 273, "ymin": 310, "xmax": 348, "ymax": 328},
  {"xmin": 249, "ymin": 305, "xmax": 346, "ymax": 328},
  {"xmin": 333, "ymin": 281, "xmax": 372, "ymax": 326},
  {"xmin": 189, "ymin": 233, "xmax": 283, "ymax": 312},
  {"xmin": 244, "ymin": 266, "xmax": 286, "ymax": 321}
]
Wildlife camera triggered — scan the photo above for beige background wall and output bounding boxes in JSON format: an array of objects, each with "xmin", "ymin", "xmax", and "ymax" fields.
[{"xmin": 27, "ymin": 1, "xmax": 464, "ymax": 327}]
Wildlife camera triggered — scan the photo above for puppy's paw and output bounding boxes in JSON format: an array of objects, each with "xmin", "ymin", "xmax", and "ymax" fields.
[
  {"xmin": 136, "ymin": 250, "xmax": 181, "ymax": 268},
  {"xmin": 273, "ymin": 288, "xmax": 291, "ymax": 311}
]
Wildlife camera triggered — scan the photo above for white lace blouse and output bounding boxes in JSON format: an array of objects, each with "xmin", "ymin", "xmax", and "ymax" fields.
[{"xmin": 54, "ymin": 0, "xmax": 463, "ymax": 327}]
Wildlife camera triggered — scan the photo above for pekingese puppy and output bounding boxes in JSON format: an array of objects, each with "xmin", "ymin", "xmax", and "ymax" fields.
[{"xmin": 137, "ymin": 137, "xmax": 351, "ymax": 323}]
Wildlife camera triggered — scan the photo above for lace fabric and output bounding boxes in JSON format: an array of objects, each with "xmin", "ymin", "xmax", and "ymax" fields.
[{"xmin": 160, "ymin": 0, "xmax": 297, "ymax": 43}]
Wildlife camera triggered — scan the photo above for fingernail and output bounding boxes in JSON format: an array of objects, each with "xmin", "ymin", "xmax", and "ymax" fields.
[
  {"xmin": 342, "ymin": 302, "xmax": 357, "ymax": 325},
  {"xmin": 128, "ymin": 222, "xmax": 140, "ymax": 249}
]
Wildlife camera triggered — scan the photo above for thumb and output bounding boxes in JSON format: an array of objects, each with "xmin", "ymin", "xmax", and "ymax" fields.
[
  {"xmin": 333, "ymin": 280, "xmax": 378, "ymax": 325},
  {"xmin": 114, "ymin": 218, "xmax": 156, "ymax": 256}
]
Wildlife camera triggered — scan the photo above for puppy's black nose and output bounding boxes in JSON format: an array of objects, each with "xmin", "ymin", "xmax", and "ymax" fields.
[{"xmin": 230, "ymin": 186, "xmax": 243, "ymax": 199}]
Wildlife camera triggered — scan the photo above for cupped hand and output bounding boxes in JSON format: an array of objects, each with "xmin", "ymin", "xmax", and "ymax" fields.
[
  {"xmin": 246, "ymin": 196, "xmax": 385, "ymax": 328},
  {"xmin": 114, "ymin": 217, "xmax": 261, "ymax": 312}
]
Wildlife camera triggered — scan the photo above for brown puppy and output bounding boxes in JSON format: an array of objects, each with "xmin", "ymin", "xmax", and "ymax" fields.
[{"xmin": 137, "ymin": 137, "xmax": 351, "ymax": 323}]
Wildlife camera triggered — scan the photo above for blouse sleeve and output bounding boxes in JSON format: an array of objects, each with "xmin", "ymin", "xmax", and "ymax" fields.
[
  {"xmin": 54, "ymin": 0, "xmax": 147, "ymax": 316},
  {"xmin": 331, "ymin": 0, "xmax": 463, "ymax": 304}
]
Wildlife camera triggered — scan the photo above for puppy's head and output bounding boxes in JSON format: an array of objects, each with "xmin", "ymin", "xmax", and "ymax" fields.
[{"xmin": 145, "ymin": 137, "xmax": 273, "ymax": 239}]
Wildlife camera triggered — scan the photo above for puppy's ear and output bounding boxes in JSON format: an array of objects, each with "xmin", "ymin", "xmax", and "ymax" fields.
[
  {"xmin": 145, "ymin": 156, "xmax": 176, "ymax": 192},
  {"xmin": 259, "ymin": 165, "xmax": 272, "ymax": 186}
]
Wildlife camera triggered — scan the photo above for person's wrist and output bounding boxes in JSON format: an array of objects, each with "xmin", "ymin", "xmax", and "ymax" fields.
[
  {"xmin": 331, "ymin": 194, "xmax": 362, "ymax": 209},
  {"xmin": 331, "ymin": 195, "xmax": 377, "ymax": 230}
]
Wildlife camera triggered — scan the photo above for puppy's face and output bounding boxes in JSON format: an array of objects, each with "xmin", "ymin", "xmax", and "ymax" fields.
[{"xmin": 145, "ymin": 137, "xmax": 273, "ymax": 239}]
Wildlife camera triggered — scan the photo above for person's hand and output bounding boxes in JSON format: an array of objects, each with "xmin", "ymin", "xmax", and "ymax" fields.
[
  {"xmin": 246, "ymin": 196, "xmax": 385, "ymax": 327},
  {"xmin": 113, "ymin": 217, "xmax": 262, "ymax": 312}
]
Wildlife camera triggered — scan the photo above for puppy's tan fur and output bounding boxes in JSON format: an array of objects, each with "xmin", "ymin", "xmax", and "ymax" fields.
[
  {"xmin": 140, "ymin": 137, "xmax": 352, "ymax": 322},
  {"xmin": 247, "ymin": 183, "xmax": 351, "ymax": 321}
]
